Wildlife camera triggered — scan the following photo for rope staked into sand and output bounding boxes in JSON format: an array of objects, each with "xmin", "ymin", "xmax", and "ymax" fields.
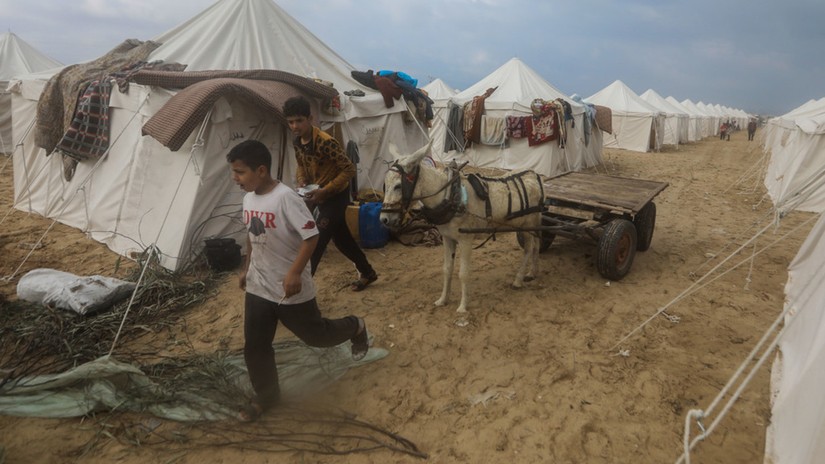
[
  {"xmin": 612, "ymin": 212, "xmax": 816, "ymax": 353},
  {"xmin": 677, "ymin": 299, "xmax": 793, "ymax": 464},
  {"xmin": 109, "ymin": 109, "xmax": 211, "ymax": 355}
]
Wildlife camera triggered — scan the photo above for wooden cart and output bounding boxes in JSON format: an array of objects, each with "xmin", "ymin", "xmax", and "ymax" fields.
[
  {"xmin": 536, "ymin": 171, "xmax": 668, "ymax": 280},
  {"xmin": 462, "ymin": 171, "xmax": 668, "ymax": 280}
]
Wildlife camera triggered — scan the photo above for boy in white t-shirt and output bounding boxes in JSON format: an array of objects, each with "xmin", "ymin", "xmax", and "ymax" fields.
[{"xmin": 227, "ymin": 140, "xmax": 369, "ymax": 422}]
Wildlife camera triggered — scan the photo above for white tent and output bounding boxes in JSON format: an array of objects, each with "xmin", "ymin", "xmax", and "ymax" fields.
[
  {"xmin": 762, "ymin": 97, "xmax": 825, "ymax": 213},
  {"xmin": 640, "ymin": 89, "xmax": 688, "ymax": 146},
  {"xmin": 421, "ymin": 78, "xmax": 458, "ymax": 101},
  {"xmin": 421, "ymin": 78, "xmax": 458, "ymax": 164},
  {"xmin": 681, "ymin": 99, "xmax": 713, "ymax": 139},
  {"xmin": 585, "ymin": 80, "xmax": 664, "ymax": 153},
  {"xmin": 0, "ymin": 32, "xmax": 61, "ymax": 154},
  {"xmin": 9, "ymin": 0, "xmax": 426, "ymax": 271},
  {"xmin": 431, "ymin": 57, "xmax": 603, "ymax": 177},
  {"xmin": 665, "ymin": 96, "xmax": 702, "ymax": 142},
  {"xmin": 696, "ymin": 102, "xmax": 721, "ymax": 137},
  {"xmin": 761, "ymin": 96, "xmax": 825, "ymax": 464}
]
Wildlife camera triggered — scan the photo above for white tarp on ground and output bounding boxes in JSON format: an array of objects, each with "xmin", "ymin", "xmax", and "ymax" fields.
[
  {"xmin": 0, "ymin": 343, "xmax": 387, "ymax": 421},
  {"xmin": 9, "ymin": 0, "xmax": 427, "ymax": 271},
  {"xmin": 763, "ymin": 96, "xmax": 825, "ymax": 464},
  {"xmin": 0, "ymin": 32, "xmax": 61, "ymax": 154},
  {"xmin": 640, "ymin": 89, "xmax": 689, "ymax": 146},
  {"xmin": 585, "ymin": 80, "xmax": 664, "ymax": 153},
  {"xmin": 431, "ymin": 58, "xmax": 603, "ymax": 177}
]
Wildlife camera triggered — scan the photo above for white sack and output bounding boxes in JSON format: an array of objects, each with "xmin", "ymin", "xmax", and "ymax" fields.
[{"xmin": 16, "ymin": 268, "xmax": 136, "ymax": 315}]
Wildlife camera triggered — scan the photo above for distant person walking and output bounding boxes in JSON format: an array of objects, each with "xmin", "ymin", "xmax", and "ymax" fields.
[
  {"xmin": 747, "ymin": 119, "xmax": 757, "ymax": 141},
  {"xmin": 720, "ymin": 122, "xmax": 728, "ymax": 141}
]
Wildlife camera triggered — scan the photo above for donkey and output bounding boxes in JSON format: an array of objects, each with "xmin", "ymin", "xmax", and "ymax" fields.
[{"xmin": 380, "ymin": 143, "xmax": 545, "ymax": 313}]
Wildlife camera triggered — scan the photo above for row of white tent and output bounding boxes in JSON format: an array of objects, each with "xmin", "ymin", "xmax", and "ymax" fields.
[
  {"xmin": 583, "ymin": 79, "xmax": 752, "ymax": 152},
  {"xmin": 3, "ymin": 1, "xmax": 823, "ymax": 461},
  {"xmin": 762, "ymin": 97, "xmax": 825, "ymax": 463},
  {"xmin": 4, "ymin": 0, "xmax": 610, "ymax": 273},
  {"xmin": 3, "ymin": 0, "xmax": 753, "ymax": 273},
  {"xmin": 424, "ymin": 71, "xmax": 753, "ymax": 155}
]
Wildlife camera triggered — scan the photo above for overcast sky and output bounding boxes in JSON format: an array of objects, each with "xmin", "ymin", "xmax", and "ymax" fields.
[{"xmin": 2, "ymin": 0, "xmax": 823, "ymax": 115}]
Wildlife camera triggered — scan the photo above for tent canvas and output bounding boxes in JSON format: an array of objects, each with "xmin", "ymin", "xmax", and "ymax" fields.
[
  {"xmin": 9, "ymin": 0, "xmax": 427, "ymax": 272},
  {"xmin": 666, "ymin": 96, "xmax": 703, "ymax": 142},
  {"xmin": 430, "ymin": 58, "xmax": 603, "ymax": 177},
  {"xmin": 762, "ymin": 97, "xmax": 825, "ymax": 213},
  {"xmin": 421, "ymin": 78, "xmax": 458, "ymax": 166},
  {"xmin": 681, "ymin": 98, "xmax": 713, "ymax": 139},
  {"xmin": 1, "ymin": 32, "xmax": 61, "ymax": 154},
  {"xmin": 585, "ymin": 80, "xmax": 664, "ymax": 153},
  {"xmin": 421, "ymin": 78, "xmax": 458, "ymax": 102},
  {"xmin": 696, "ymin": 102, "xmax": 721, "ymax": 137},
  {"xmin": 761, "ymin": 95, "xmax": 825, "ymax": 464},
  {"xmin": 640, "ymin": 89, "xmax": 689, "ymax": 146}
]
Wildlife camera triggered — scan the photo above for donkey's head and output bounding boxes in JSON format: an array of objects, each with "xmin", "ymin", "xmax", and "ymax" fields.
[{"xmin": 380, "ymin": 141, "xmax": 432, "ymax": 229}]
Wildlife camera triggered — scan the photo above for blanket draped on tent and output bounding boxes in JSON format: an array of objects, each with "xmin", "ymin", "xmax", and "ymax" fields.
[
  {"xmin": 35, "ymin": 39, "xmax": 161, "ymax": 154},
  {"xmin": 136, "ymin": 69, "xmax": 339, "ymax": 151},
  {"xmin": 54, "ymin": 61, "xmax": 187, "ymax": 163}
]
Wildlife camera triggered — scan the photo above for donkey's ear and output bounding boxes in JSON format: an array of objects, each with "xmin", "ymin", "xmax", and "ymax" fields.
[
  {"xmin": 406, "ymin": 139, "xmax": 433, "ymax": 165},
  {"xmin": 388, "ymin": 143, "xmax": 402, "ymax": 159}
]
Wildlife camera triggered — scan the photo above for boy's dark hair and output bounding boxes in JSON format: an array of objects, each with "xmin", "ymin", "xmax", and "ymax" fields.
[
  {"xmin": 283, "ymin": 96, "xmax": 312, "ymax": 118},
  {"xmin": 226, "ymin": 140, "xmax": 271, "ymax": 173}
]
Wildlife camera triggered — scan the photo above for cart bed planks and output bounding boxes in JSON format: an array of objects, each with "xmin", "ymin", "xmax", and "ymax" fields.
[{"xmin": 543, "ymin": 171, "xmax": 668, "ymax": 215}]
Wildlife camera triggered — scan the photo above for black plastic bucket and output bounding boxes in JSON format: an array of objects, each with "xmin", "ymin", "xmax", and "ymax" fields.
[{"xmin": 204, "ymin": 238, "xmax": 242, "ymax": 272}]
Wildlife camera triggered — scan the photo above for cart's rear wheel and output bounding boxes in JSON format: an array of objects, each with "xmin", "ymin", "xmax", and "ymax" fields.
[
  {"xmin": 596, "ymin": 219, "xmax": 637, "ymax": 280},
  {"xmin": 634, "ymin": 202, "xmax": 656, "ymax": 251},
  {"xmin": 516, "ymin": 217, "xmax": 556, "ymax": 253}
]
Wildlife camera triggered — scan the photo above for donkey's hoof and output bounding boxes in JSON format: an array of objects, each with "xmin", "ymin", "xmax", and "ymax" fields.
[
  {"xmin": 434, "ymin": 298, "xmax": 447, "ymax": 307},
  {"xmin": 511, "ymin": 282, "xmax": 524, "ymax": 290}
]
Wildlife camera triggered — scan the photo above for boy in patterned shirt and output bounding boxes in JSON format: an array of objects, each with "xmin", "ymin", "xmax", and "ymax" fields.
[{"xmin": 283, "ymin": 96, "xmax": 378, "ymax": 291}]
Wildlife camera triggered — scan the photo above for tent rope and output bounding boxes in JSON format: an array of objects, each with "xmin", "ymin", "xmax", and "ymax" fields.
[
  {"xmin": 0, "ymin": 117, "xmax": 35, "ymax": 176},
  {"xmin": 107, "ymin": 245, "xmax": 158, "ymax": 356},
  {"xmin": 1, "ymin": 94, "xmax": 150, "ymax": 282},
  {"xmin": 108, "ymin": 111, "xmax": 210, "ymax": 355},
  {"xmin": 188, "ymin": 108, "xmax": 212, "ymax": 186},
  {"xmin": 676, "ymin": 299, "xmax": 793, "ymax": 463},
  {"xmin": 0, "ymin": 118, "xmax": 41, "ymax": 226},
  {"xmin": 611, "ymin": 213, "xmax": 816, "ymax": 352}
]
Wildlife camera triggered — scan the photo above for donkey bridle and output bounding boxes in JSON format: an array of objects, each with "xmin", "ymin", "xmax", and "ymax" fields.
[{"xmin": 381, "ymin": 161, "xmax": 464, "ymax": 225}]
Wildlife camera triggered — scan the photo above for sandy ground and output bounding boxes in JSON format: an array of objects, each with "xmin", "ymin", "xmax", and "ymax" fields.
[{"xmin": 0, "ymin": 129, "xmax": 815, "ymax": 463}]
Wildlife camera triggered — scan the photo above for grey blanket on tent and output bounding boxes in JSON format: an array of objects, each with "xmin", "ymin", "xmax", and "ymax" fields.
[{"xmin": 0, "ymin": 340, "xmax": 386, "ymax": 421}]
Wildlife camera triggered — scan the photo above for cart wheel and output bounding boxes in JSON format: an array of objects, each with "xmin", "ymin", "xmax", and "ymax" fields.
[
  {"xmin": 516, "ymin": 217, "xmax": 556, "ymax": 253},
  {"xmin": 634, "ymin": 202, "xmax": 656, "ymax": 251},
  {"xmin": 596, "ymin": 219, "xmax": 637, "ymax": 281}
]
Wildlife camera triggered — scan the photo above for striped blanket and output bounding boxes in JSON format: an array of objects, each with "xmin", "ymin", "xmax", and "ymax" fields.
[{"xmin": 138, "ymin": 70, "xmax": 338, "ymax": 151}]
